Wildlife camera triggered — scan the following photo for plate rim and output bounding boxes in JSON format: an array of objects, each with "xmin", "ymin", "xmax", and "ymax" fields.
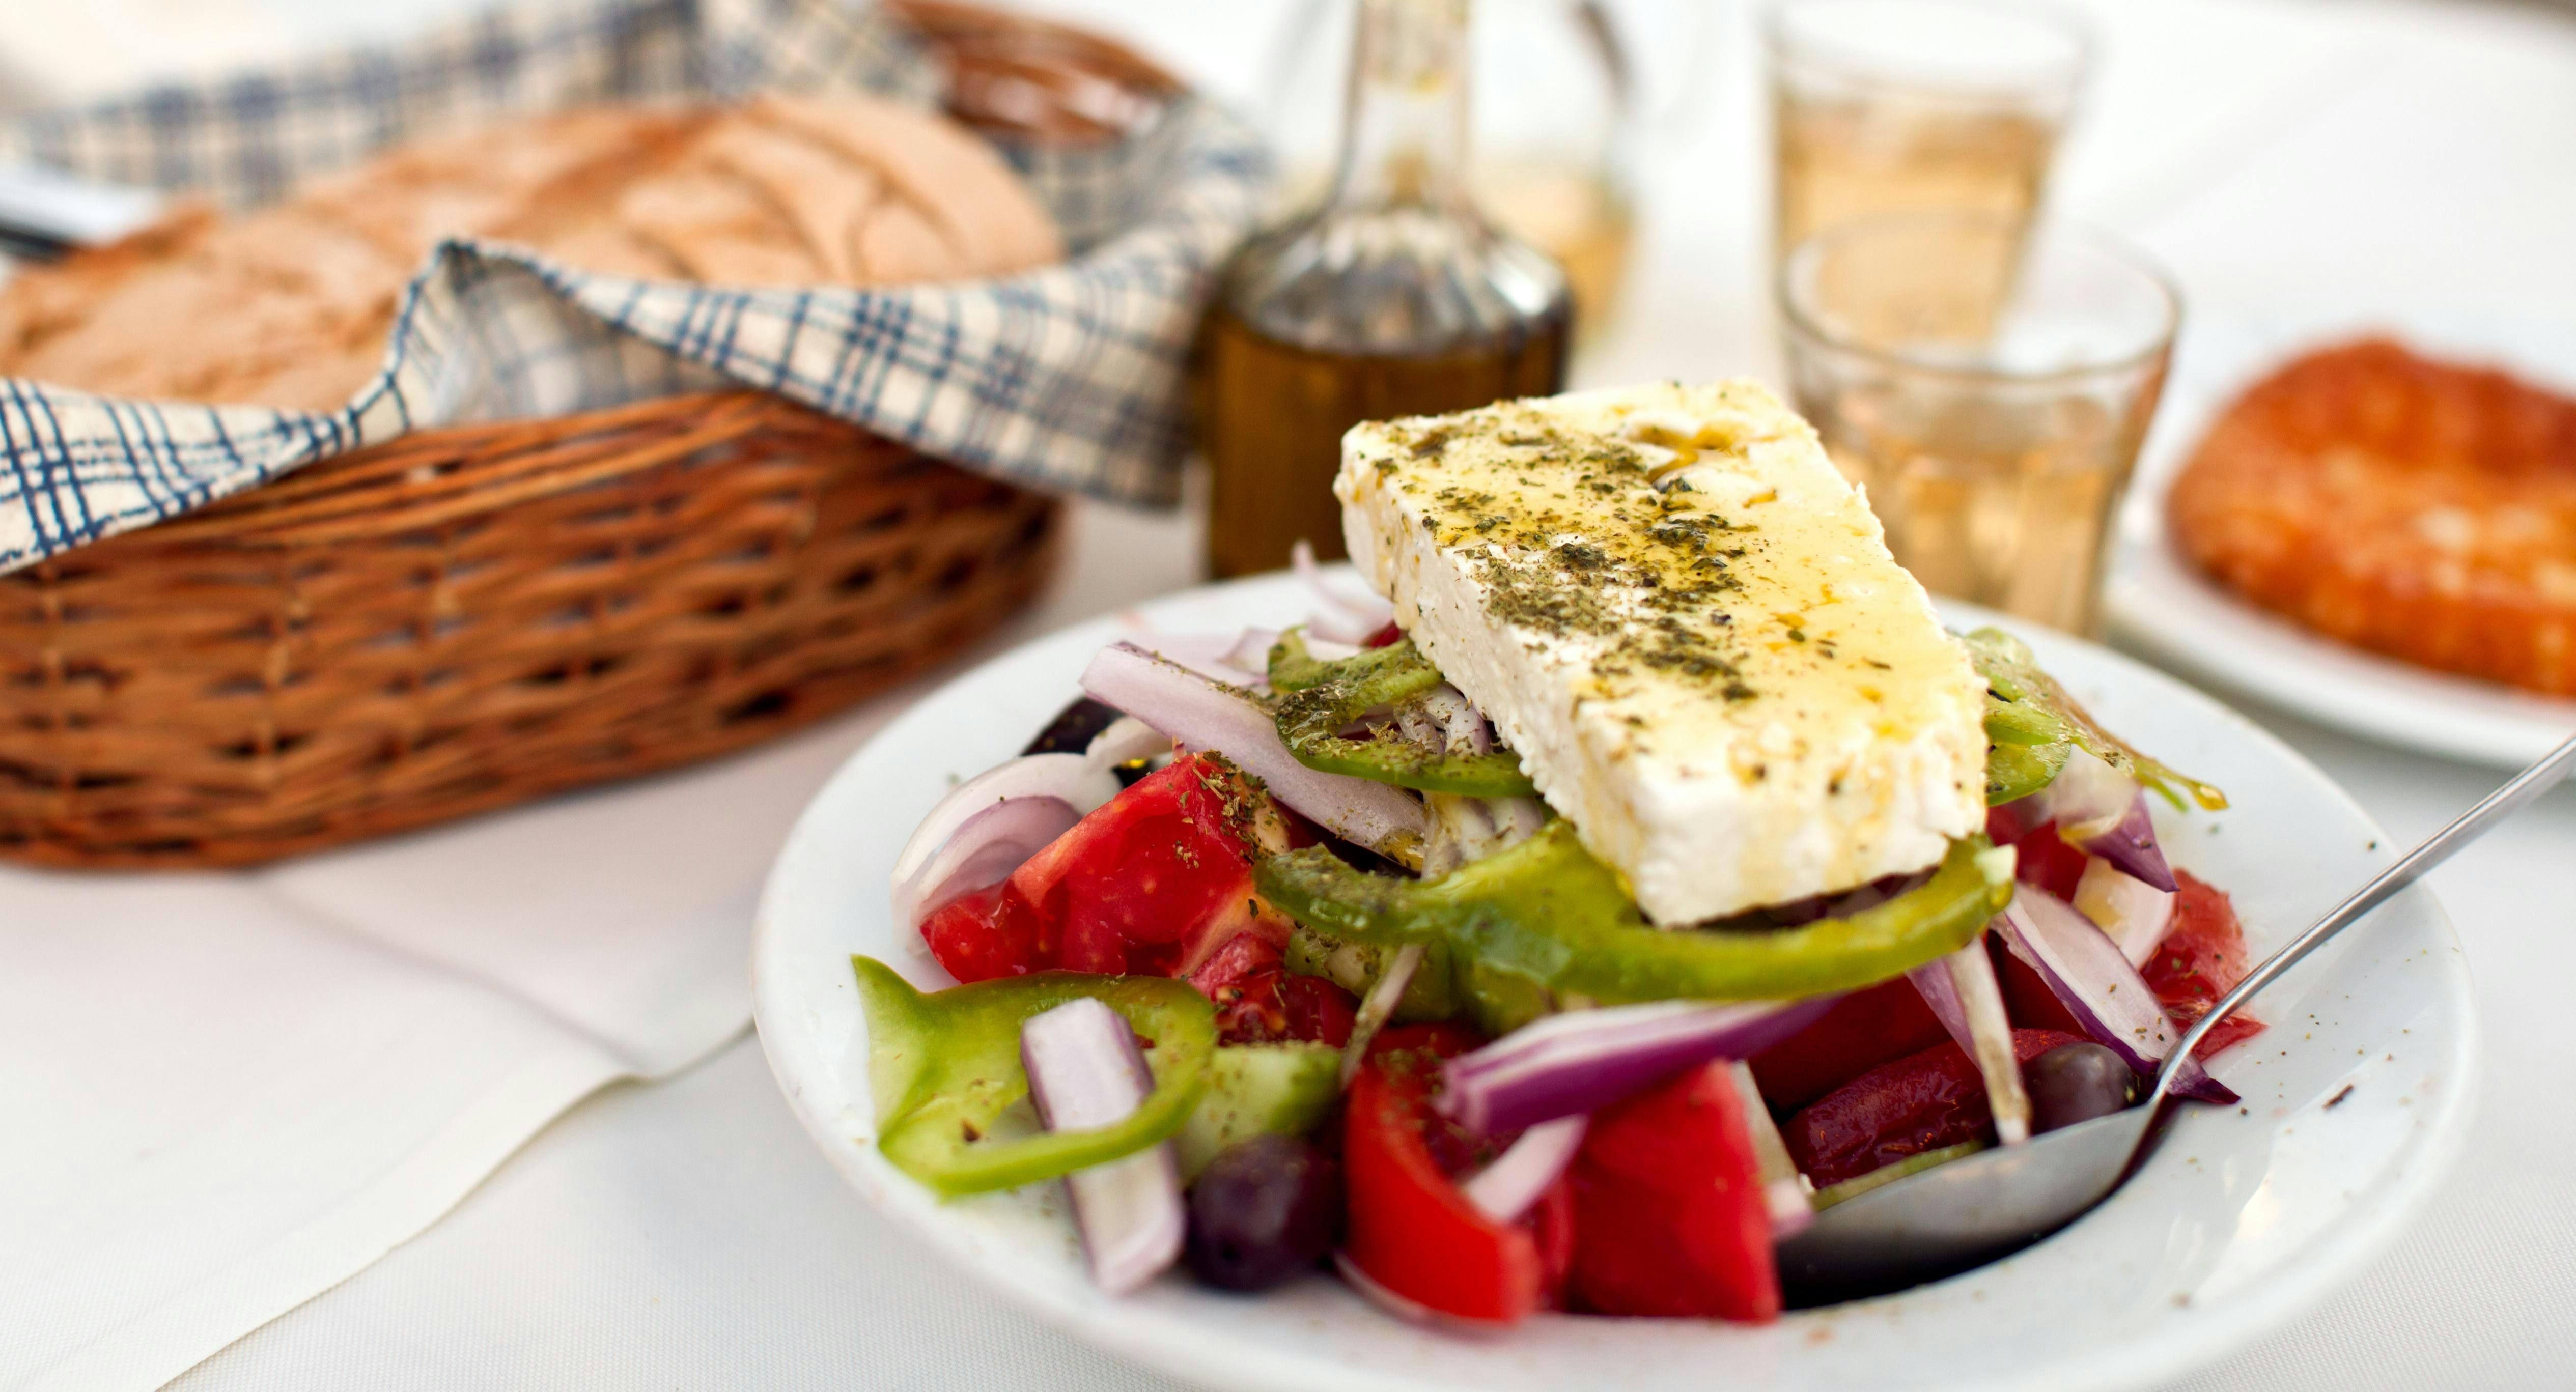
[
  {"xmin": 751, "ymin": 570, "xmax": 2478, "ymax": 1392},
  {"xmin": 2105, "ymin": 535, "xmax": 2576, "ymax": 770}
]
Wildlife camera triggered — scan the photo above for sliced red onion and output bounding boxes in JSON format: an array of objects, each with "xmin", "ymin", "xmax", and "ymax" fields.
[
  {"xmin": 2008, "ymin": 748, "xmax": 2177, "ymax": 892},
  {"xmin": 1438, "ymin": 997, "xmax": 1838, "ymax": 1136},
  {"xmin": 1910, "ymin": 941, "xmax": 2031, "ymax": 1145},
  {"xmin": 1080, "ymin": 642, "xmax": 1426, "ymax": 860},
  {"xmin": 1021, "ymin": 998, "xmax": 1184, "ymax": 1295},
  {"xmin": 891, "ymin": 754, "xmax": 1126, "ymax": 928},
  {"xmin": 1462, "ymin": 1115, "xmax": 1587, "ymax": 1223},
  {"xmin": 1483, "ymin": 796, "xmax": 1549, "ymax": 845},
  {"xmin": 1908, "ymin": 956, "xmax": 1965, "ymax": 1041},
  {"xmin": 2030, "ymin": 746, "xmax": 2133, "ymax": 833},
  {"xmin": 1128, "ymin": 632, "xmax": 1267, "ymax": 686},
  {"xmin": 1726, "ymin": 1062, "xmax": 1813, "ymax": 1237},
  {"xmin": 2074, "ymin": 856, "xmax": 2176, "ymax": 967},
  {"xmin": 2081, "ymin": 793, "xmax": 2178, "ymax": 892},
  {"xmin": 1389, "ymin": 685, "xmax": 1494, "ymax": 769},
  {"xmin": 1393, "ymin": 703, "xmax": 1450, "ymax": 764},
  {"xmin": 1420, "ymin": 684, "xmax": 1491, "ymax": 753},
  {"xmin": 1391, "ymin": 687, "xmax": 1539, "ymax": 868},
  {"xmin": 1223, "ymin": 626, "xmax": 1287, "ymax": 674},
  {"xmin": 901, "ymin": 796, "xmax": 1080, "ymax": 924},
  {"xmin": 1084, "ymin": 715, "xmax": 1173, "ymax": 771},
  {"xmin": 1994, "ymin": 890, "xmax": 2237, "ymax": 1104},
  {"xmin": 1340, "ymin": 943, "xmax": 1425, "ymax": 1088},
  {"xmin": 1306, "ymin": 610, "xmax": 1378, "ymax": 646},
  {"xmin": 1766, "ymin": 1178, "xmax": 1814, "ymax": 1239},
  {"xmin": 1293, "ymin": 539, "xmax": 1396, "ymax": 642},
  {"xmin": 1417, "ymin": 801, "xmax": 1472, "ymax": 876},
  {"xmin": 891, "ymin": 718, "xmax": 1169, "ymax": 931}
]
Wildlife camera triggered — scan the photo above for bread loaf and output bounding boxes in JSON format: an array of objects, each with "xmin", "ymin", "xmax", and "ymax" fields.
[{"xmin": 0, "ymin": 94, "xmax": 1062, "ymax": 411}]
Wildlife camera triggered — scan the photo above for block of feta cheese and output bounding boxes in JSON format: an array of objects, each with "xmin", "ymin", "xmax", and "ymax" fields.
[{"xmin": 1336, "ymin": 380, "xmax": 1987, "ymax": 925}]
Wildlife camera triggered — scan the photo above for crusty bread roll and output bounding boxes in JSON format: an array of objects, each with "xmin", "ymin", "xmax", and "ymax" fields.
[{"xmin": 0, "ymin": 94, "xmax": 1062, "ymax": 411}]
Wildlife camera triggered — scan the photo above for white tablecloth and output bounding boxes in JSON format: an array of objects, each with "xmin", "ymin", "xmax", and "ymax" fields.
[{"xmin": 15, "ymin": 0, "xmax": 2576, "ymax": 1388}]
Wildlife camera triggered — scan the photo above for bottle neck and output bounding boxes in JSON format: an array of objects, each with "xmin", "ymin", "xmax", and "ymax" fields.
[{"xmin": 1326, "ymin": 0, "xmax": 1474, "ymax": 212}]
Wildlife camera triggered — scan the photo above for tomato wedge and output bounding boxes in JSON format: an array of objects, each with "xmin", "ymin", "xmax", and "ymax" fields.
[
  {"xmin": 2145, "ymin": 870, "xmax": 2267, "ymax": 1059},
  {"xmin": 1188, "ymin": 932, "xmax": 1360, "ymax": 1046},
  {"xmin": 1747, "ymin": 976, "xmax": 1950, "ymax": 1112},
  {"xmin": 1343, "ymin": 1024, "xmax": 1555, "ymax": 1324},
  {"xmin": 1987, "ymin": 809, "xmax": 2089, "ymax": 902},
  {"xmin": 1565, "ymin": 1060, "xmax": 1780, "ymax": 1322},
  {"xmin": 1992, "ymin": 933, "xmax": 2088, "ymax": 1037},
  {"xmin": 919, "ymin": 879, "xmax": 1042, "ymax": 986},
  {"xmin": 1783, "ymin": 1028, "xmax": 2081, "ymax": 1189},
  {"xmin": 920, "ymin": 753, "xmax": 1293, "ymax": 982}
]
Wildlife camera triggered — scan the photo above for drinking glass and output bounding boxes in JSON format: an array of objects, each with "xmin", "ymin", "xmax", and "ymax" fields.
[
  {"xmin": 1778, "ymin": 211, "xmax": 2179, "ymax": 635},
  {"xmin": 1768, "ymin": 0, "xmax": 2089, "ymax": 262}
]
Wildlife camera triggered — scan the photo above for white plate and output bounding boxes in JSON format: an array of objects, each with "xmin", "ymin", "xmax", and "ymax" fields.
[
  {"xmin": 753, "ymin": 571, "xmax": 2475, "ymax": 1392},
  {"xmin": 2106, "ymin": 314, "xmax": 2576, "ymax": 768}
]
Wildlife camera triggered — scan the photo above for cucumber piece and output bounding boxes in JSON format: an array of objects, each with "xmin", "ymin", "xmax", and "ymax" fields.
[{"xmin": 1175, "ymin": 1043, "xmax": 1342, "ymax": 1181}]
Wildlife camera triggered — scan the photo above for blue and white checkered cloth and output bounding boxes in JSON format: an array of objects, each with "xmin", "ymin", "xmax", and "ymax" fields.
[{"xmin": 0, "ymin": 0, "xmax": 1270, "ymax": 574}]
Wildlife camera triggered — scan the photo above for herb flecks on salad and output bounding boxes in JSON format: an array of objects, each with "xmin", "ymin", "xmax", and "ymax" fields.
[
  {"xmin": 867, "ymin": 595, "xmax": 2265, "ymax": 1324},
  {"xmin": 872, "ymin": 370, "xmax": 2273, "ymax": 1320},
  {"xmin": 1274, "ymin": 639, "xmax": 1541, "ymax": 798}
]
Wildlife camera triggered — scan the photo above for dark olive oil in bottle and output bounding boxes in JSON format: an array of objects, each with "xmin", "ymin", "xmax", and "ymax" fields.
[
  {"xmin": 1201, "ymin": 300, "xmax": 1567, "ymax": 579},
  {"xmin": 1199, "ymin": 0, "xmax": 1573, "ymax": 579}
]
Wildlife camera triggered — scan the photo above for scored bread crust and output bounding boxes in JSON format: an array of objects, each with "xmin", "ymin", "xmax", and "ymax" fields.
[
  {"xmin": 0, "ymin": 96, "xmax": 1062, "ymax": 412},
  {"xmin": 2167, "ymin": 338, "xmax": 2576, "ymax": 695}
]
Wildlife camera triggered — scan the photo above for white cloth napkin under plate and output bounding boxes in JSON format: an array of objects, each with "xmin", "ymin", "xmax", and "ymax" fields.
[{"xmin": 0, "ymin": 704, "xmax": 893, "ymax": 1392}]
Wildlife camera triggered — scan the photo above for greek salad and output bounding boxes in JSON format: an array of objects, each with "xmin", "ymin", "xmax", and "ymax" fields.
[{"xmin": 856, "ymin": 560, "xmax": 2259, "ymax": 1326}]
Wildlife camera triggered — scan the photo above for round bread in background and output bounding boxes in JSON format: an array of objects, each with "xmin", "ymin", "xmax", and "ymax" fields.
[
  {"xmin": 516, "ymin": 95, "xmax": 1063, "ymax": 287},
  {"xmin": 0, "ymin": 93, "xmax": 1063, "ymax": 412},
  {"xmin": 2167, "ymin": 338, "xmax": 2576, "ymax": 695}
]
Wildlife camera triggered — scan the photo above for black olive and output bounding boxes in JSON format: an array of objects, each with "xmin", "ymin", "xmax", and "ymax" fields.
[
  {"xmin": 1021, "ymin": 697, "xmax": 1127, "ymax": 758},
  {"xmin": 2026, "ymin": 1041, "xmax": 2138, "ymax": 1133},
  {"xmin": 1184, "ymin": 1134, "xmax": 1341, "ymax": 1291}
]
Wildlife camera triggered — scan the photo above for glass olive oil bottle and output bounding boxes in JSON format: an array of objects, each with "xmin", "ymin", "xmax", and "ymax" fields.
[{"xmin": 1201, "ymin": 0, "xmax": 1571, "ymax": 579}]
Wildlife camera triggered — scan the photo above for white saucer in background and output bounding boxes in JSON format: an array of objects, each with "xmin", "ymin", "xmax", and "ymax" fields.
[{"xmin": 2105, "ymin": 312, "xmax": 2576, "ymax": 768}]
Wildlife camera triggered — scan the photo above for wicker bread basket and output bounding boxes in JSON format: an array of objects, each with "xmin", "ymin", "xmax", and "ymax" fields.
[{"xmin": 0, "ymin": 8, "xmax": 1184, "ymax": 869}]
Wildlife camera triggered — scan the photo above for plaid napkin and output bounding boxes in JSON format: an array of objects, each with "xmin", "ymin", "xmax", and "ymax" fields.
[{"xmin": 0, "ymin": 0, "xmax": 1268, "ymax": 575}]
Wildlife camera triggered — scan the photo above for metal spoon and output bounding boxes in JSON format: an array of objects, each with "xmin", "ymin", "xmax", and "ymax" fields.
[{"xmin": 1776, "ymin": 730, "xmax": 2576, "ymax": 1303}]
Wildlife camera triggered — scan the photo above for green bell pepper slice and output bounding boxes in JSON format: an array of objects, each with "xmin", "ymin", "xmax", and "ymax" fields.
[
  {"xmin": 1285, "ymin": 921, "xmax": 1553, "ymax": 1035},
  {"xmin": 1272, "ymin": 639, "xmax": 1541, "ymax": 798},
  {"xmin": 1984, "ymin": 738, "xmax": 2072, "ymax": 807},
  {"xmin": 1255, "ymin": 822, "xmax": 2016, "ymax": 1004},
  {"xmin": 1284, "ymin": 924, "xmax": 1460, "ymax": 1022},
  {"xmin": 1264, "ymin": 628, "xmax": 1341, "ymax": 693},
  {"xmin": 850, "ymin": 956, "xmax": 1216, "ymax": 1197},
  {"xmin": 1962, "ymin": 627, "xmax": 2227, "ymax": 811}
]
